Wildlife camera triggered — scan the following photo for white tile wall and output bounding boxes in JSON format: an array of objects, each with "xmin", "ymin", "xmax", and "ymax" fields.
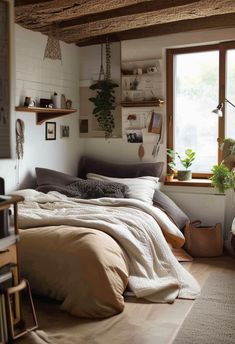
[{"xmin": 0, "ymin": 24, "xmax": 83, "ymax": 192}]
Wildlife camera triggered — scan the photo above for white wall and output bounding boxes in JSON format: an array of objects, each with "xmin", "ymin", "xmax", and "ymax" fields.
[
  {"xmin": 80, "ymin": 28, "xmax": 235, "ymax": 237},
  {"xmin": 80, "ymin": 28, "xmax": 235, "ymax": 164},
  {"xmin": 0, "ymin": 23, "xmax": 83, "ymax": 193}
]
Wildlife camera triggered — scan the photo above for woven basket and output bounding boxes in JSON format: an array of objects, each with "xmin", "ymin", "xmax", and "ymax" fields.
[{"xmin": 184, "ymin": 221, "xmax": 223, "ymax": 257}]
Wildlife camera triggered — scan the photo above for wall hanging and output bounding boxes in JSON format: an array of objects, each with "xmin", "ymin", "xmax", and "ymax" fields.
[
  {"xmin": 15, "ymin": 119, "xmax": 25, "ymax": 184},
  {"xmin": 89, "ymin": 42, "xmax": 118, "ymax": 139},
  {"xmin": 15, "ymin": 119, "xmax": 25, "ymax": 160}
]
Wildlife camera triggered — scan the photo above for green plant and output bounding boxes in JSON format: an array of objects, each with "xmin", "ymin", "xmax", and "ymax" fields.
[
  {"xmin": 210, "ymin": 138, "xmax": 235, "ymax": 193},
  {"xmin": 89, "ymin": 80, "xmax": 118, "ymax": 139},
  {"xmin": 222, "ymin": 138, "xmax": 235, "ymax": 159},
  {"xmin": 176, "ymin": 149, "xmax": 196, "ymax": 170},
  {"xmin": 210, "ymin": 163, "xmax": 235, "ymax": 193},
  {"xmin": 166, "ymin": 148, "xmax": 176, "ymax": 174}
]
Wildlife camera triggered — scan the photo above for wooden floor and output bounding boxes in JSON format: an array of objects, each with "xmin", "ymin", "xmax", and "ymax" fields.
[{"xmin": 17, "ymin": 255, "xmax": 235, "ymax": 344}]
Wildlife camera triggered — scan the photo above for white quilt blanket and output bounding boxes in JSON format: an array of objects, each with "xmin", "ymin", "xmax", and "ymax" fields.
[{"xmin": 16, "ymin": 189, "xmax": 200, "ymax": 303}]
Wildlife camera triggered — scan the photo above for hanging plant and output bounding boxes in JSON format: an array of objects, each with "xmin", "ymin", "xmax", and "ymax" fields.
[{"xmin": 89, "ymin": 43, "xmax": 118, "ymax": 139}]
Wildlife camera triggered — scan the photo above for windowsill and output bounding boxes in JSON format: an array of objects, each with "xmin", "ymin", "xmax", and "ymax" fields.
[{"xmin": 164, "ymin": 178, "xmax": 212, "ymax": 187}]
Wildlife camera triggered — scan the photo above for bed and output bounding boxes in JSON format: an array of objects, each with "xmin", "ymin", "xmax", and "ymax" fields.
[{"xmin": 14, "ymin": 157, "xmax": 200, "ymax": 319}]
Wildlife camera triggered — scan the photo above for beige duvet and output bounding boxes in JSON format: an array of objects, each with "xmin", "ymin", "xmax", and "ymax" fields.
[
  {"xmin": 16, "ymin": 189, "xmax": 200, "ymax": 318},
  {"xmin": 19, "ymin": 225, "xmax": 128, "ymax": 318}
]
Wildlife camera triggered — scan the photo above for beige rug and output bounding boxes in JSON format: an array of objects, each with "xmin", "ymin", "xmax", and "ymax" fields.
[
  {"xmin": 15, "ymin": 270, "xmax": 235, "ymax": 344},
  {"xmin": 173, "ymin": 271, "xmax": 235, "ymax": 344}
]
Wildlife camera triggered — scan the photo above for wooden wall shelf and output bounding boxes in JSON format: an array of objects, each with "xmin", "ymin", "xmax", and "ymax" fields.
[
  {"xmin": 121, "ymin": 100, "xmax": 164, "ymax": 107},
  {"xmin": 15, "ymin": 107, "xmax": 77, "ymax": 125}
]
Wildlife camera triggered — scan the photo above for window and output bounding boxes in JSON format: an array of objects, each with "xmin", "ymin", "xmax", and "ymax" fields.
[
  {"xmin": 167, "ymin": 42, "xmax": 235, "ymax": 177},
  {"xmin": 226, "ymin": 49, "xmax": 235, "ymax": 138}
]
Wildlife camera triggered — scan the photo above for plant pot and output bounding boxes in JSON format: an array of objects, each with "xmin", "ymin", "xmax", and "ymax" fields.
[
  {"xmin": 177, "ymin": 170, "xmax": 192, "ymax": 181},
  {"xmin": 166, "ymin": 174, "xmax": 175, "ymax": 182}
]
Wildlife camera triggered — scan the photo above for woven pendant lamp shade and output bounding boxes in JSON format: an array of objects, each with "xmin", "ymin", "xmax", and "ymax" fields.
[{"xmin": 44, "ymin": 36, "xmax": 62, "ymax": 61}]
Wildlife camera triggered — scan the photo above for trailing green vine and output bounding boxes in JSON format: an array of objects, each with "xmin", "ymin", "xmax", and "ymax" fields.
[
  {"xmin": 89, "ymin": 42, "xmax": 118, "ymax": 139},
  {"xmin": 89, "ymin": 80, "xmax": 118, "ymax": 139}
]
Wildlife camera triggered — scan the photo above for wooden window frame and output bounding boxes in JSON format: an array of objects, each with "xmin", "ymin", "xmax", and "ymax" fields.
[{"xmin": 166, "ymin": 41, "xmax": 235, "ymax": 179}]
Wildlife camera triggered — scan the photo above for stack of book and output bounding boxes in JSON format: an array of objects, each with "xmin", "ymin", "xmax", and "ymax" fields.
[{"xmin": 0, "ymin": 267, "xmax": 13, "ymax": 344}]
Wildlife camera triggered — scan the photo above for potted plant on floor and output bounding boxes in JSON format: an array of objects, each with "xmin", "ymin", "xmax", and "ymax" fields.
[
  {"xmin": 166, "ymin": 148, "xmax": 177, "ymax": 181},
  {"xmin": 176, "ymin": 149, "xmax": 196, "ymax": 181}
]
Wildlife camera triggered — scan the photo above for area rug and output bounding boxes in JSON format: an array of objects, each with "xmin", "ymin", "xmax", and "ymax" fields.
[{"xmin": 173, "ymin": 271, "xmax": 235, "ymax": 344}]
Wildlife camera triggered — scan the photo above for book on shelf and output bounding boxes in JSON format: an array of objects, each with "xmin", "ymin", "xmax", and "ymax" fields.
[
  {"xmin": 0, "ymin": 208, "xmax": 10, "ymax": 239},
  {"xmin": 0, "ymin": 293, "xmax": 8, "ymax": 344},
  {"xmin": 0, "ymin": 271, "xmax": 12, "ymax": 344}
]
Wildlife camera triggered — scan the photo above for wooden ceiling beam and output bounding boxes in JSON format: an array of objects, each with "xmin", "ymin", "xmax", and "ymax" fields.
[
  {"xmin": 15, "ymin": 0, "xmax": 200, "ymax": 30},
  {"xmin": 76, "ymin": 13, "xmax": 235, "ymax": 46},
  {"xmin": 15, "ymin": 0, "xmax": 163, "ymax": 28},
  {"xmin": 56, "ymin": 0, "xmax": 235, "ymax": 43},
  {"xmin": 15, "ymin": 0, "xmax": 51, "ymax": 5}
]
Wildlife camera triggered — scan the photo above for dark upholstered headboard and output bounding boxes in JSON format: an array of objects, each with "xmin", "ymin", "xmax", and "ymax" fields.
[{"xmin": 78, "ymin": 156, "xmax": 164, "ymax": 179}]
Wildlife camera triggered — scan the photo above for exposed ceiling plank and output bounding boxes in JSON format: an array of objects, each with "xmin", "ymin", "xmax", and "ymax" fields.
[
  {"xmin": 15, "ymin": 0, "xmax": 51, "ymax": 6},
  {"xmin": 15, "ymin": 0, "xmax": 175, "ymax": 29},
  {"xmin": 15, "ymin": 0, "xmax": 235, "ymax": 47},
  {"xmin": 55, "ymin": 0, "xmax": 235, "ymax": 43},
  {"xmin": 76, "ymin": 13, "xmax": 235, "ymax": 46},
  {"xmin": 15, "ymin": 0, "xmax": 176, "ymax": 28}
]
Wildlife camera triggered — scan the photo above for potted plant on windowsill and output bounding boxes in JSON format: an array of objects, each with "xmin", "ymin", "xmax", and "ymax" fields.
[
  {"xmin": 166, "ymin": 148, "xmax": 177, "ymax": 182},
  {"xmin": 176, "ymin": 149, "xmax": 196, "ymax": 181}
]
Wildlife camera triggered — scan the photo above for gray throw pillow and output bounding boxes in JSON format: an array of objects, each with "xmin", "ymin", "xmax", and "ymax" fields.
[
  {"xmin": 153, "ymin": 190, "xmax": 189, "ymax": 230},
  {"xmin": 67, "ymin": 180, "xmax": 129, "ymax": 199},
  {"xmin": 36, "ymin": 179, "xmax": 129, "ymax": 199},
  {"xmin": 36, "ymin": 167, "xmax": 78, "ymax": 186}
]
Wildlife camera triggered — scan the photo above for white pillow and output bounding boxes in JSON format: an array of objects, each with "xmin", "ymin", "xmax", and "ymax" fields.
[{"xmin": 86, "ymin": 173, "xmax": 159, "ymax": 204}]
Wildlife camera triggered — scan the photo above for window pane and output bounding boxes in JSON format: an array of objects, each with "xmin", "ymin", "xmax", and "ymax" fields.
[
  {"xmin": 226, "ymin": 49, "xmax": 235, "ymax": 138},
  {"xmin": 174, "ymin": 51, "xmax": 219, "ymax": 173}
]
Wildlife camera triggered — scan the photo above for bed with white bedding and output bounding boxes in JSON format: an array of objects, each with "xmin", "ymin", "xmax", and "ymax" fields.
[{"xmin": 16, "ymin": 189, "xmax": 200, "ymax": 319}]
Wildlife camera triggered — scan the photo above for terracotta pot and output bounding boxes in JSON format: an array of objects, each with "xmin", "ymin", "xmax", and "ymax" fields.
[
  {"xmin": 177, "ymin": 170, "xmax": 192, "ymax": 181},
  {"xmin": 166, "ymin": 174, "xmax": 174, "ymax": 182}
]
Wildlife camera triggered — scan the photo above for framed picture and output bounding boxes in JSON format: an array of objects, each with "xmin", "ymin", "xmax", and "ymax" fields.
[
  {"xmin": 45, "ymin": 122, "xmax": 56, "ymax": 140},
  {"xmin": 79, "ymin": 119, "xmax": 89, "ymax": 134},
  {"xmin": 0, "ymin": 0, "xmax": 11, "ymax": 158},
  {"xmin": 60, "ymin": 125, "xmax": 70, "ymax": 138}
]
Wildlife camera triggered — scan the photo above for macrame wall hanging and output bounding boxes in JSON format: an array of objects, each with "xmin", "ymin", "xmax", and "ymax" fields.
[
  {"xmin": 44, "ymin": 26, "xmax": 62, "ymax": 61},
  {"xmin": 15, "ymin": 119, "xmax": 25, "ymax": 184},
  {"xmin": 16, "ymin": 119, "xmax": 24, "ymax": 160}
]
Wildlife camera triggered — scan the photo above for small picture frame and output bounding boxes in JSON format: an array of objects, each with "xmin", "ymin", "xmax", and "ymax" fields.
[
  {"xmin": 60, "ymin": 125, "xmax": 70, "ymax": 138},
  {"xmin": 79, "ymin": 119, "xmax": 89, "ymax": 134},
  {"xmin": 45, "ymin": 122, "xmax": 56, "ymax": 140}
]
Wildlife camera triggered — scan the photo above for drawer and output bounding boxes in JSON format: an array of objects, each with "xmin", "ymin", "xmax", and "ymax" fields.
[{"xmin": 0, "ymin": 244, "xmax": 17, "ymax": 267}]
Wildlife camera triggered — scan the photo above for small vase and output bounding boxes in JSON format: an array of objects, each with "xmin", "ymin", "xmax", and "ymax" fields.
[
  {"xmin": 166, "ymin": 174, "xmax": 174, "ymax": 182},
  {"xmin": 178, "ymin": 170, "xmax": 192, "ymax": 181},
  {"xmin": 52, "ymin": 94, "xmax": 61, "ymax": 109}
]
